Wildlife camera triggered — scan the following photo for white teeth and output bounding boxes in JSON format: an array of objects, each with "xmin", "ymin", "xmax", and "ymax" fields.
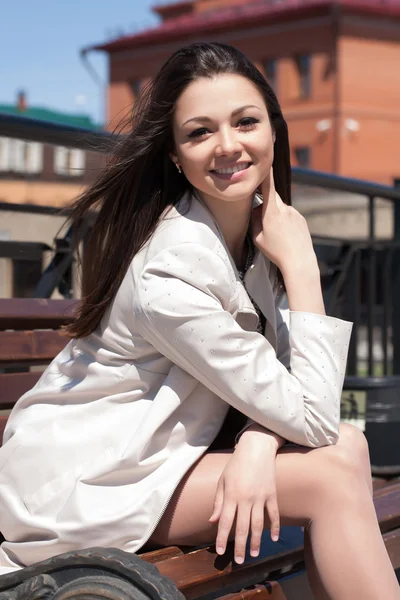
[{"xmin": 214, "ymin": 162, "xmax": 250, "ymax": 175}]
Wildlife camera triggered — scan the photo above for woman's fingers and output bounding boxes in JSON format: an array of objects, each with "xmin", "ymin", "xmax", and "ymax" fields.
[
  {"xmin": 266, "ymin": 494, "xmax": 280, "ymax": 542},
  {"xmin": 215, "ymin": 500, "xmax": 236, "ymax": 556},
  {"xmin": 260, "ymin": 168, "xmax": 284, "ymax": 221},
  {"xmin": 234, "ymin": 503, "xmax": 251, "ymax": 564},
  {"xmin": 209, "ymin": 478, "xmax": 224, "ymax": 523},
  {"xmin": 252, "ymin": 204, "xmax": 263, "ymax": 239},
  {"xmin": 260, "ymin": 167, "xmax": 274, "ymax": 209},
  {"xmin": 215, "ymin": 496, "xmax": 280, "ymax": 561},
  {"xmin": 249, "ymin": 502, "xmax": 265, "ymax": 557}
]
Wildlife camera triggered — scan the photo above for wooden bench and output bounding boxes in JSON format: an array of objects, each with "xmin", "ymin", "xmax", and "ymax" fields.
[
  {"xmin": 0, "ymin": 298, "xmax": 76, "ymax": 442},
  {"xmin": 0, "ymin": 298, "xmax": 399, "ymax": 599}
]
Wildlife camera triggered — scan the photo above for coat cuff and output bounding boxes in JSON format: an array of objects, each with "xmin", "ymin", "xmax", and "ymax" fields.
[
  {"xmin": 235, "ymin": 312, "xmax": 353, "ymax": 446},
  {"xmin": 234, "ymin": 418, "xmax": 257, "ymax": 445}
]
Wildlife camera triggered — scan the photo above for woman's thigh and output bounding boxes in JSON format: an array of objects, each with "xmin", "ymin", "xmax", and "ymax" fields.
[{"xmin": 149, "ymin": 424, "xmax": 368, "ymax": 548}]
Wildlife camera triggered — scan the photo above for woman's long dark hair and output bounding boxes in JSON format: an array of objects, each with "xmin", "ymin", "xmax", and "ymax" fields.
[{"xmin": 66, "ymin": 42, "xmax": 292, "ymax": 338}]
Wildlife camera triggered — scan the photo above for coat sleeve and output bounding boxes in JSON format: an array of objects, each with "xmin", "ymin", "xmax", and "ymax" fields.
[
  {"xmin": 133, "ymin": 243, "xmax": 353, "ymax": 448},
  {"xmin": 234, "ymin": 291, "xmax": 292, "ymax": 443}
]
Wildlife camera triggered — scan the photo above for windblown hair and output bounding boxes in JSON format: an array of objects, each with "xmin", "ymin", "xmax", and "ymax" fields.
[{"xmin": 65, "ymin": 42, "xmax": 292, "ymax": 338}]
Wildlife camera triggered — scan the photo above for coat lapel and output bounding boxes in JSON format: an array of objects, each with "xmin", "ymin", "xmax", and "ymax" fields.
[
  {"xmin": 244, "ymin": 251, "xmax": 277, "ymax": 350},
  {"xmin": 188, "ymin": 191, "xmax": 277, "ymax": 348}
]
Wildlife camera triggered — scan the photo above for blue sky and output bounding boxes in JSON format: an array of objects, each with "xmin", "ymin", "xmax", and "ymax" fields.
[{"xmin": 0, "ymin": 0, "xmax": 167, "ymax": 125}]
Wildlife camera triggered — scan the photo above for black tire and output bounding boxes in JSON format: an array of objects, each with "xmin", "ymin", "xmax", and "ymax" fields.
[{"xmin": 0, "ymin": 547, "xmax": 185, "ymax": 600}]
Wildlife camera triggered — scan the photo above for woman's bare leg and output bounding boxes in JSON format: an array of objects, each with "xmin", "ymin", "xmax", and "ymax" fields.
[
  {"xmin": 302, "ymin": 423, "xmax": 374, "ymax": 600},
  {"xmin": 150, "ymin": 424, "xmax": 399, "ymax": 600}
]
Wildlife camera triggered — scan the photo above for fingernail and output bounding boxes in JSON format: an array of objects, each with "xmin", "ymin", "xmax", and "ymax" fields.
[
  {"xmin": 235, "ymin": 556, "xmax": 244, "ymax": 564},
  {"xmin": 216, "ymin": 546, "xmax": 224, "ymax": 555},
  {"xmin": 250, "ymin": 549, "xmax": 259, "ymax": 557},
  {"xmin": 272, "ymin": 534, "xmax": 279, "ymax": 542}
]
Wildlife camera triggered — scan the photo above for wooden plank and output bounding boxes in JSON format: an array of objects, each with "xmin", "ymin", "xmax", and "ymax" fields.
[
  {"xmin": 0, "ymin": 414, "xmax": 9, "ymax": 445},
  {"xmin": 373, "ymin": 478, "xmax": 391, "ymax": 491},
  {"xmin": 383, "ymin": 527, "xmax": 400, "ymax": 570},
  {"xmin": 0, "ymin": 330, "xmax": 67, "ymax": 364},
  {"xmin": 374, "ymin": 481, "xmax": 400, "ymax": 499},
  {"xmin": 140, "ymin": 546, "xmax": 184, "ymax": 564},
  {"xmin": 219, "ymin": 582, "xmax": 289, "ymax": 600},
  {"xmin": 375, "ymin": 486, "xmax": 400, "ymax": 534},
  {"xmin": 0, "ymin": 372, "xmax": 42, "ymax": 408},
  {"xmin": 0, "ymin": 298, "xmax": 77, "ymax": 330},
  {"xmin": 156, "ymin": 545, "xmax": 304, "ymax": 600}
]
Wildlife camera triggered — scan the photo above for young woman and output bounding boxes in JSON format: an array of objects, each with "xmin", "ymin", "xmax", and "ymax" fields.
[{"xmin": 0, "ymin": 43, "xmax": 398, "ymax": 599}]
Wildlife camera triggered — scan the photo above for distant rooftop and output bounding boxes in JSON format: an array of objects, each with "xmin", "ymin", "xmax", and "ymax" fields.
[
  {"xmin": 87, "ymin": 0, "xmax": 400, "ymax": 54},
  {"xmin": 0, "ymin": 92, "xmax": 100, "ymax": 131}
]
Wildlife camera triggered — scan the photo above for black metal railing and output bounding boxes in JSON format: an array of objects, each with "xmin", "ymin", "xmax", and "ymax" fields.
[{"xmin": 1, "ymin": 113, "xmax": 400, "ymax": 377}]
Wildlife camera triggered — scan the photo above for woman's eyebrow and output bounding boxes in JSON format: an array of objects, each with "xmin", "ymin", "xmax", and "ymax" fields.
[{"xmin": 181, "ymin": 104, "xmax": 262, "ymax": 127}]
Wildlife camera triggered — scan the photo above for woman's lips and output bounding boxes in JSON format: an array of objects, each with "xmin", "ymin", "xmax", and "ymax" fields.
[{"xmin": 209, "ymin": 163, "xmax": 252, "ymax": 181}]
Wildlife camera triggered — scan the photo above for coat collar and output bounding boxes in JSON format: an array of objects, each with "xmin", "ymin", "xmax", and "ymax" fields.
[{"xmin": 185, "ymin": 190, "xmax": 277, "ymax": 349}]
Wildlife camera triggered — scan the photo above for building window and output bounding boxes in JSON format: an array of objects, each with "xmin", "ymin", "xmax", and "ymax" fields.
[
  {"xmin": 54, "ymin": 147, "xmax": 85, "ymax": 176},
  {"xmin": 0, "ymin": 137, "xmax": 43, "ymax": 174},
  {"xmin": 294, "ymin": 146, "xmax": 311, "ymax": 169},
  {"xmin": 262, "ymin": 59, "xmax": 277, "ymax": 91},
  {"xmin": 295, "ymin": 54, "xmax": 311, "ymax": 98}
]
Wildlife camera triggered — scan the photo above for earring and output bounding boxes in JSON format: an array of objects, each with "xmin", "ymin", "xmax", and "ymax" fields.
[{"xmin": 175, "ymin": 163, "xmax": 182, "ymax": 174}]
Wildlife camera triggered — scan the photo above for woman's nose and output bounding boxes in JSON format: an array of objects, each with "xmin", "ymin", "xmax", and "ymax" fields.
[{"xmin": 214, "ymin": 128, "xmax": 241, "ymax": 156}]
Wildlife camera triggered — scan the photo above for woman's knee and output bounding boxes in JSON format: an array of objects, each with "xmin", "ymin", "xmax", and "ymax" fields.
[
  {"xmin": 307, "ymin": 425, "xmax": 370, "ymax": 506},
  {"xmin": 335, "ymin": 423, "xmax": 370, "ymax": 471}
]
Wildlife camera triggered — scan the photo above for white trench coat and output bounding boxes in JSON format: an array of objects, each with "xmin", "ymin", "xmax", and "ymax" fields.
[{"xmin": 0, "ymin": 191, "xmax": 352, "ymax": 573}]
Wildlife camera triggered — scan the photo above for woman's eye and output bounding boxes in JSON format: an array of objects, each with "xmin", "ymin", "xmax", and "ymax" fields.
[
  {"xmin": 187, "ymin": 117, "xmax": 259, "ymax": 139},
  {"xmin": 188, "ymin": 127, "xmax": 210, "ymax": 139},
  {"xmin": 238, "ymin": 117, "xmax": 260, "ymax": 130}
]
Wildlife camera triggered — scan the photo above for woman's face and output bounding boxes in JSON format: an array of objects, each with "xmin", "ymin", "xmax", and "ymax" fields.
[{"xmin": 171, "ymin": 73, "xmax": 275, "ymax": 206}]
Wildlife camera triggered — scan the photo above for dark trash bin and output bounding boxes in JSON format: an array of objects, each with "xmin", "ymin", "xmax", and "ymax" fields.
[{"xmin": 341, "ymin": 376, "xmax": 400, "ymax": 476}]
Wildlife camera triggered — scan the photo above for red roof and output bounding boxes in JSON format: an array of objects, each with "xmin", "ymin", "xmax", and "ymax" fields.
[{"xmin": 90, "ymin": 0, "xmax": 400, "ymax": 54}]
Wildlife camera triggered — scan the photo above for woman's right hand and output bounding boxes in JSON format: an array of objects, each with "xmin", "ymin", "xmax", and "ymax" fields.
[
  {"xmin": 209, "ymin": 425, "xmax": 284, "ymax": 564},
  {"xmin": 252, "ymin": 168, "xmax": 317, "ymax": 275}
]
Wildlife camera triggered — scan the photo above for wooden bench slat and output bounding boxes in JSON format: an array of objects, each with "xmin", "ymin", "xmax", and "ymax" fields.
[
  {"xmin": 0, "ymin": 299, "xmax": 77, "ymax": 331},
  {"xmin": 0, "ymin": 414, "xmax": 9, "ymax": 444},
  {"xmin": 0, "ymin": 372, "xmax": 42, "ymax": 408},
  {"xmin": 156, "ymin": 545, "xmax": 304, "ymax": 600},
  {"xmin": 373, "ymin": 478, "xmax": 392, "ymax": 491},
  {"xmin": 219, "ymin": 581, "xmax": 289, "ymax": 600},
  {"xmin": 374, "ymin": 481, "xmax": 400, "ymax": 499},
  {"xmin": 140, "ymin": 546, "xmax": 184, "ymax": 564},
  {"xmin": 0, "ymin": 330, "xmax": 67, "ymax": 364},
  {"xmin": 383, "ymin": 527, "xmax": 400, "ymax": 570},
  {"xmin": 376, "ymin": 486, "xmax": 400, "ymax": 534}
]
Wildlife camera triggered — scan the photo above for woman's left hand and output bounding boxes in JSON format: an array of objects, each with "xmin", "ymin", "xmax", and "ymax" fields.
[{"xmin": 209, "ymin": 425, "xmax": 285, "ymax": 564}]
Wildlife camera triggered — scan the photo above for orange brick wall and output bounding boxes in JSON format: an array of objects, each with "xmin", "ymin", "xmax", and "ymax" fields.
[
  {"xmin": 339, "ymin": 36, "xmax": 400, "ymax": 184},
  {"xmin": 107, "ymin": 81, "xmax": 135, "ymax": 132}
]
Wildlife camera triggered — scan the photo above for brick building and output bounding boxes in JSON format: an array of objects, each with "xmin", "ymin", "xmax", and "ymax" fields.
[
  {"xmin": 0, "ymin": 93, "xmax": 106, "ymax": 297},
  {"xmin": 0, "ymin": 92, "xmax": 105, "ymax": 208},
  {"xmin": 86, "ymin": 0, "xmax": 400, "ymax": 185}
]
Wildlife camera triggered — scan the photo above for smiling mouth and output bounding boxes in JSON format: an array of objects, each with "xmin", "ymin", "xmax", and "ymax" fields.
[{"xmin": 210, "ymin": 162, "xmax": 252, "ymax": 175}]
